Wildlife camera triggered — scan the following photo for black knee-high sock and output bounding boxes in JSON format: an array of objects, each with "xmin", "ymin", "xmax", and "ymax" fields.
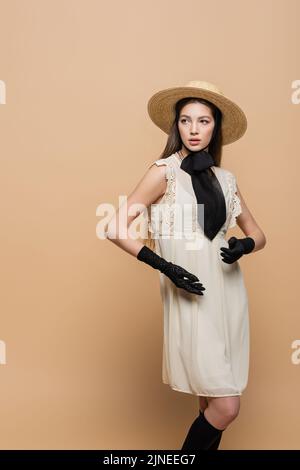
[
  {"xmin": 200, "ymin": 409, "xmax": 223, "ymax": 450},
  {"xmin": 208, "ymin": 429, "xmax": 223, "ymax": 450},
  {"xmin": 209, "ymin": 433, "xmax": 222, "ymax": 450},
  {"xmin": 181, "ymin": 409, "xmax": 224, "ymax": 450}
]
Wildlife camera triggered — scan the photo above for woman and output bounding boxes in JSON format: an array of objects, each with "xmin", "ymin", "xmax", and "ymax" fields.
[{"xmin": 106, "ymin": 81, "xmax": 267, "ymax": 450}]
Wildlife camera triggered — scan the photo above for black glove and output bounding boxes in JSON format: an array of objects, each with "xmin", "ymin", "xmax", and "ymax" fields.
[
  {"xmin": 137, "ymin": 245, "xmax": 205, "ymax": 295},
  {"xmin": 220, "ymin": 236, "xmax": 255, "ymax": 264}
]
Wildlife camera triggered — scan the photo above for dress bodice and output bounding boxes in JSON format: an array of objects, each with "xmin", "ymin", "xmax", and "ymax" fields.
[{"xmin": 147, "ymin": 152, "xmax": 242, "ymax": 240}]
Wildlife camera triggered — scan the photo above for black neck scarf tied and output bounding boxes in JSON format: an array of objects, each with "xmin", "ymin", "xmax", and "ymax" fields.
[{"xmin": 180, "ymin": 149, "xmax": 226, "ymax": 240}]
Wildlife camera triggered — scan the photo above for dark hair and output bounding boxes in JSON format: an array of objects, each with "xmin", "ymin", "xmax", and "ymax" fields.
[{"xmin": 159, "ymin": 97, "xmax": 223, "ymax": 166}]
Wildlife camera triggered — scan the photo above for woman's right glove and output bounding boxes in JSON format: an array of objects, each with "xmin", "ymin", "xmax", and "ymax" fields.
[{"xmin": 137, "ymin": 245, "xmax": 205, "ymax": 295}]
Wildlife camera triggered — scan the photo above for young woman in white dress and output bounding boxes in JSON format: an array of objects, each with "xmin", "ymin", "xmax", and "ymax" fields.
[{"xmin": 106, "ymin": 81, "xmax": 267, "ymax": 450}]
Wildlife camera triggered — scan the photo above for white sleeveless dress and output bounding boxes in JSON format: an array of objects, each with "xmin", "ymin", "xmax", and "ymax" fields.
[{"xmin": 147, "ymin": 151, "xmax": 249, "ymax": 397}]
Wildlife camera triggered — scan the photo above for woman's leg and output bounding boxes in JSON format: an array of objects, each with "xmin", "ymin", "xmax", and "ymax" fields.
[
  {"xmin": 205, "ymin": 396, "xmax": 240, "ymax": 430},
  {"xmin": 198, "ymin": 396, "xmax": 209, "ymax": 413},
  {"xmin": 205, "ymin": 396, "xmax": 240, "ymax": 450},
  {"xmin": 197, "ymin": 396, "xmax": 220, "ymax": 450},
  {"xmin": 181, "ymin": 396, "xmax": 240, "ymax": 450},
  {"xmin": 198, "ymin": 396, "xmax": 222, "ymax": 450}
]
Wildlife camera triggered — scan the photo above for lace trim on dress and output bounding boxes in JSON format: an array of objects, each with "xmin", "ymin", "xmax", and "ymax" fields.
[
  {"xmin": 147, "ymin": 159, "xmax": 176, "ymax": 236},
  {"xmin": 227, "ymin": 172, "xmax": 242, "ymax": 229}
]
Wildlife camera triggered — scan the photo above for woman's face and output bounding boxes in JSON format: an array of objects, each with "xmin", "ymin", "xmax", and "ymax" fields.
[{"xmin": 177, "ymin": 101, "xmax": 215, "ymax": 155}]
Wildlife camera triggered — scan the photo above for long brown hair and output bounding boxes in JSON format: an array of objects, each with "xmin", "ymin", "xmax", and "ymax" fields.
[{"xmin": 159, "ymin": 97, "xmax": 223, "ymax": 166}]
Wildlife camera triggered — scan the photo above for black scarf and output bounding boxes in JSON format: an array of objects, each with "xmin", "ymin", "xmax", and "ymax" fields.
[{"xmin": 180, "ymin": 149, "xmax": 226, "ymax": 240}]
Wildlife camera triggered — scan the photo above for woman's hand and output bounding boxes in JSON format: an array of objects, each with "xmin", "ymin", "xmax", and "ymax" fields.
[
  {"xmin": 220, "ymin": 236, "xmax": 255, "ymax": 264},
  {"xmin": 137, "ymin": 245, "xmax": 205, "ymax": 295},
  {"xmin": 161, "ymin": 261, "xmax": 206, "ymax": 295}
]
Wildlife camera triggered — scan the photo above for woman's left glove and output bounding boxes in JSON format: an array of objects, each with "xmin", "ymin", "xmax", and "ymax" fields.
[{"xmin": 220, "ymin": 236, "xmax": 255, "ymax": 264}]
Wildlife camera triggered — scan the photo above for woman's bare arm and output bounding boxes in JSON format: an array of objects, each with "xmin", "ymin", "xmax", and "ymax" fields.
[
  {"xmin": 106, "ymin": 163, "xmax": 167, "ymax": 257},
  {"xmin": 235, "ymin": 184, "xmax": 267, "ymax": 252}
]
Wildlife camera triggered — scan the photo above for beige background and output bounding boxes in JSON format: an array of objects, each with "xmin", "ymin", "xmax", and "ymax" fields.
[{"xmin": 0, "ymin": 0, "xmax": 299, "ymax": 449}]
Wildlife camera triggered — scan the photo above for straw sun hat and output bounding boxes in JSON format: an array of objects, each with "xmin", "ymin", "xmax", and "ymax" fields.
[{"xmin": 147, "ymin": 80, "xmax": 247, "ymax": 145}]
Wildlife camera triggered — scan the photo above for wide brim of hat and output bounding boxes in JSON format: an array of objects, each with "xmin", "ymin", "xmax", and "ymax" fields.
[{"xmin": 147, "ymin": 86, "xmax": 247, "ymax": 145}]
